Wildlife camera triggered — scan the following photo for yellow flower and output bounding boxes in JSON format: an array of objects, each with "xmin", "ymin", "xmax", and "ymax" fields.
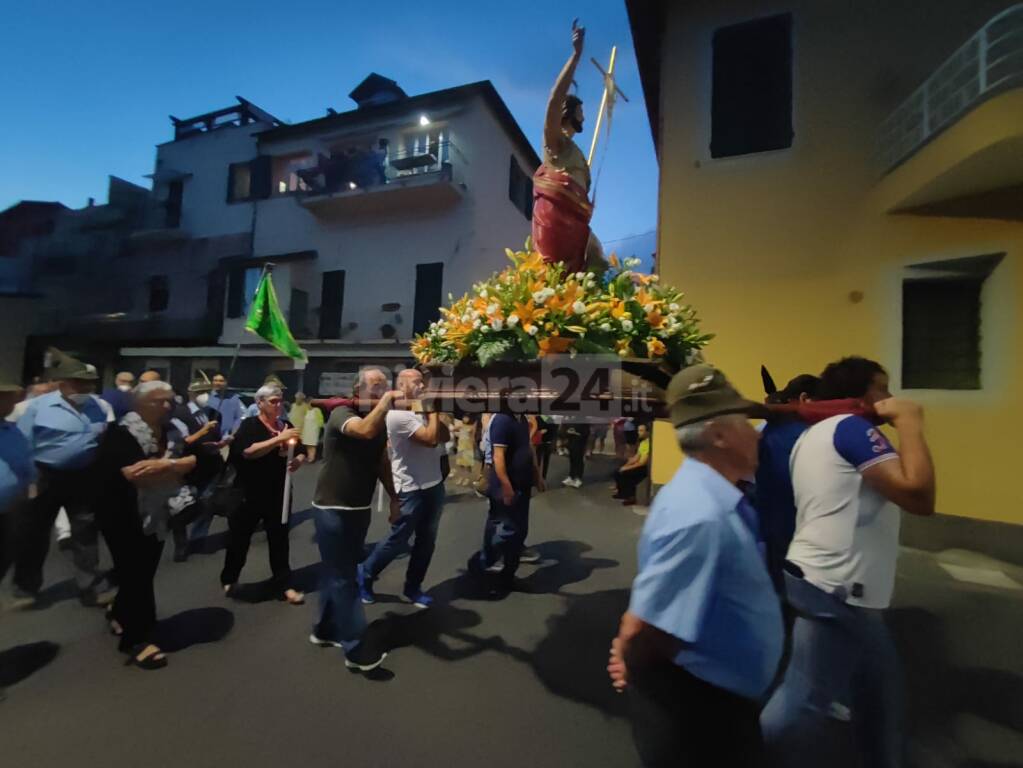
[
  {"xmin": 646, "ymin": 310, "xmax": 665, "ymax": 329},
  {"xmin": 609, "ymin": 253, "xmax": 620, "ymax": 268},
  {"xmin": 615, "ymin": 338, "xmax": 632, "ymax": 357},
  {"xmin": 610, "ymin": 299, "xmax": 629, "ymax": 320},
  {"xmin": 646, "ymin": 338, "xmax": 667, "ymax": 358},
  {"xmin": 513, "ymin": 298, "xmax": 547, "ymax": 333}
]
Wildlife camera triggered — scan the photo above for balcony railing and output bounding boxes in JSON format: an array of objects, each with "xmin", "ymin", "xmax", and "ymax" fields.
[
  {"xmin": 879, "ymin": 3, "xmax": 1023, "ymax": 172},
  {"xmin": 298, "ymin": 140, "xmax": 465, "ymax": 197}
]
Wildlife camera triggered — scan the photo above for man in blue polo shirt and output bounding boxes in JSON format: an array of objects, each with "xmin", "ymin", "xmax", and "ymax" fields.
[
  {"xmin": 12, "ymin": 348, "xmax": 116, "ymax": 608},
  {"xmin": 608, "ymin": 365, "xmax": 782, "ymax": 767},
  {"xmin": 1, "ymin": 381, "xmax": 35, "ymax": 583}
]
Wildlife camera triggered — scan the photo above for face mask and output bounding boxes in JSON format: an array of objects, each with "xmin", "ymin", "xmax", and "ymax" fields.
[
  {"xmin": 68, "ymin": 393, "xmax": 92, "ymax": 406},
  {"xmin": 195, "ymin": 393, "xmax": 209, "ymax": 408},
  {"xmin": 117, "ymin": 384, "xmax": 132, "ymax": 392}
]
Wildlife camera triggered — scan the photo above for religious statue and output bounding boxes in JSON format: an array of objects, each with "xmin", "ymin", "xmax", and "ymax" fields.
[{"xmin": 533, "ymin": 21, "xmax": 604, "ymax": 274}]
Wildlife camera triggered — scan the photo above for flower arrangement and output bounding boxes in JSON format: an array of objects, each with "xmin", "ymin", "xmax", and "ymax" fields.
[{"xmin": 411, "ymin": 242, "xmax": 712, "ymax": 370}]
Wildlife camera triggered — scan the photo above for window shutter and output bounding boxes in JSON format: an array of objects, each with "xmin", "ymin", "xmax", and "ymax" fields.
[
  {"xmin": 250, "ymin": 156, "xmax": 272, "ymax": 200},
  {"xmin": 319, "ymin": 270, "xmax": 345, "ymax": 339},
  {"xmin": 226, "ymin": 266, "xmax": 245, "ymax": 318},
  {"xmin": 413, "ymin": 263, "xmax": 444, "ymax": 335},
  {"xmin": 902, "ymin": 279, "xmax": 982, "ymax": 389},
  {"xmin": 711, "ymin": 13, "xmax": 793, "ymax": 158}
]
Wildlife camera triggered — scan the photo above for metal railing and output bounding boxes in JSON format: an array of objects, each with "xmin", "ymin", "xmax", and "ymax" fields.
[
  {"xmin": 879, "ymin": 4, "xmax": 1023, "ymax": 172},
  {"xmin": 302, "ymin": 140, "xmax": 464, "ymax": 196}
]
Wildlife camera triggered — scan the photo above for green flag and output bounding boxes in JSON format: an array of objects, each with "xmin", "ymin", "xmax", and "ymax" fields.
[{"xmin": 245, "ymin": 273, "xmax": 307, "ymax": 361}]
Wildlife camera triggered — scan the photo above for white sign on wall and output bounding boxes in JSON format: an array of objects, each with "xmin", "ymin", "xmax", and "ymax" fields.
[{"xmin": 318, "ymin": 371, "xmax": 356, "ymax": 397}]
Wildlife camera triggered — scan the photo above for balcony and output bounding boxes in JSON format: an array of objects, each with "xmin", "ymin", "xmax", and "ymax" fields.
[
  {"xmin": 877, "ymin": 4, "xmax": 1023, "ymax": 217},
  {"xmin": 298, "ymin": 141, "xmax": 466, "ymax": 218}
]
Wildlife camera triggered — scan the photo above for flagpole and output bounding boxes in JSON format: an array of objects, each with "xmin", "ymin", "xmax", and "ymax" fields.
[{"xmin": 281, "ymin": 438, "xmax": 297, "ymax": 525}]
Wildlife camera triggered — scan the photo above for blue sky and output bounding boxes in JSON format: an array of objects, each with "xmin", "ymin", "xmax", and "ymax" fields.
[{"xmin": 0, "ymin": 0, "xmax": 657, "ymax": 259}]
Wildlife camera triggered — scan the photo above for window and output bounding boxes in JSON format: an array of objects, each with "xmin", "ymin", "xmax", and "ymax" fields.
[
  {"xmin": 272, "ymin": 154, "xmax": 316, "ymax": 195},
  {"xmin": 413, "ymin": 263, "xmax": 444, "ymax": 334},
  {"xmin": 319, "ymin": 270, "xmax": 346, "ymax": 338},
  {"xmin": 290, "ymin": 288, "xmax": 310, "ymax": 338},
  {"xmin": 165, "ymin": 181, "xmax": 183, "ymax": 228},
  {"xmin": 226, "ymin": 265, "xmax": 263, "ymax": 318},
  {"xmin": 901, "ymin": 254, "xmax": 1003, "ymax": 390},
  {"xmin": 149, "ymin": 275, "xmax": 169, "ymax": 313},
  {"xmin": 508, "ymin": 156, "xmax": 533, "ymax": 220},
  {"xmin": 711, "ymin": 13, "xmax": 793, "ymax": 158},
  {"xmin": 227, "ymin": 162, "xmax": 251, "ymax": 202}
]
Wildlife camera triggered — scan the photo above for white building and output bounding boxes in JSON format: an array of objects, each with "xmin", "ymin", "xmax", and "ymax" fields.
[
  {"xmin": 3, "ymin": 76, "xmax": 539, "ymax": 393},
  {"xmin": 123, "ymin": 74, "xmax": 539, "ymax": 392}
]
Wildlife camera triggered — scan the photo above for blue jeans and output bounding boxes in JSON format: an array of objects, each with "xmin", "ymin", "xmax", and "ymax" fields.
[
  {"xmin": 312, "ymin": 507, "xmax": 371, "ymax": 655},
  {"xmin": 761, "ymin": 572, "xmax": 903, "ymax": 768},
  {"xmin": 477, "ymin": 491, "xmax": 530, "ymax": 580},
  {"xmin": 362, "ymin": 482, "xmax": 445, "ymax": 592}
]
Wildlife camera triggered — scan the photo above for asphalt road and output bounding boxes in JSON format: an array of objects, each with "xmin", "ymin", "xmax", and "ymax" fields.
[{"xmin": 1, "ymin": 452, "xmax": 1021, "ymax": 768}]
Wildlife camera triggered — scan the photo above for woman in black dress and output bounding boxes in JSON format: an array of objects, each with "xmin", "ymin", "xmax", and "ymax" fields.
[
  {"xmin": 220, "ymin": 384, "xmax": 306, "ymax": 605},
  {"xmin": 97, "ymin": 381, "xmax": 196, "ymax": 670}
]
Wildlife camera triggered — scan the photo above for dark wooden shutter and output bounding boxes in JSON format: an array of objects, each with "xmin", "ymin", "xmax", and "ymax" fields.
[
  {"xmin": 413, "ymin": 263, "xmax": 444, "ymax": 334},
  {"xmin": 205, "ymin": 268, "xmax": 226, "ymax": 337},
  {"xmin": 165, "ymin": 181, "xmax": 183, "ymax": 227},
  {"xmin": 711, "ymin": 13, "xmax": 793, "ymax": 158},
  {"xmin": 290, "ymin": 288, "xmax": 309, "ymax": 338},
  {"xmin": 319, "ymin": 270, "xmax": 346, "ymax": 339},
  {"xmin": 902, "ymin": 279, "xmax": 981, "ymax": 389},
  {"xmin": 226, "ymin": 266, "xmax": 245, "ymax": 318},
  {"xmin": 250, "ymin": 156, "xmax": 273, "ymax": 199}
]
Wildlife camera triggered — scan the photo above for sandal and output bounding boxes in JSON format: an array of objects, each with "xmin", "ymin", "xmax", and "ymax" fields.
[
  {"xmin": 124, "ymin": 644, "xmax": 167, "ymax": 671},
  {"xmin": 283, "ymin": 589, "xmax": 305, "ymax": 605},
  {"xmin": 105, "ymin": 605, "xmax": 123, "ymax": 637}
]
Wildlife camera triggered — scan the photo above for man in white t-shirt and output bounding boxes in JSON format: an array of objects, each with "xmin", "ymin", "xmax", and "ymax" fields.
[
  {"xmin": 762, "ymin": 356, "xmax": 935, "ymax": 768},
  {"xmin": 357, "ymin": 369, "xmax": 449, "ymax": 609}
]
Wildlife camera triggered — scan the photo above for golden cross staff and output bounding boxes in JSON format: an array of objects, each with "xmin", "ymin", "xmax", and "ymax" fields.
[{"xmin": 587, "ymin": 45, "xmax": 630, "ymax": 167}]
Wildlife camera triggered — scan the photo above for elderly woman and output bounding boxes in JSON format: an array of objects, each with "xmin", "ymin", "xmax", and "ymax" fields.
[
  {"xmin": 96, "ymin": 381, "xmax": 196, "ymax": 670},
  {"xmin": 220, "ymin": 384, "xmax": 306, "ymax": 605}
]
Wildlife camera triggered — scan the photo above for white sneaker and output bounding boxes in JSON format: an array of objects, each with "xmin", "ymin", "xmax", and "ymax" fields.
[
  {"xmin": 571, "ymin": 478, "xmax": 583, "ymax": 488},
  {"xmin": 309, "ymin": 633, "xmax": 343, "ymax": 648},
  {"xmin": 561, "ymin": 477, "xmax": 574, "ymax": 487}
]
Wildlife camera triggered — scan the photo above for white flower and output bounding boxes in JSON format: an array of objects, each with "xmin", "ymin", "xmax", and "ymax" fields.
[
  {"xmin": 621, "ymin": 319, "xmax": 634, "ymax": 332},
  {"xmin": 600, "ymin": 323, "xmax": 611, "ymax": 332},
  {"xmin": 643, "ymin": 303, "xmax": 656, "ymax": 313},
  {"xmin": 575, "ymin": 272, "xmax": 586, "ymax": 280},
  {"xmin": 481, "ymin": 325, "xmax": 490, "ymax": 334},
  {"xmin": 532, "ymin": 287, "xmax": 555, "ymax": 305},
  {"xmin": 649, "ymin": 275, "xmax": 659, "ymax": 282},
  {"xmin": 572, "ymin": 300, "xmax": 586, "ymax": 315},
  {"xmin": 473, "ymin": 318, "xmax": 482, "ymax": 329},
  {"xmin": 461, "ymin": 313, "xmax": 471, "ymax": 323},
  {"xmin": 480, "ymin": 289, "xmax": 488, "ymax": 298},
  {"xmin": 527, "ymin": 325, "xmax": 538, "ymax": 336},
  {"xmin": 490, "ymin": 318, "xmax": 504, "ymax": 331},
  {"xmin": 669, "ymin": 303, "xmax": 680, "ymax": 312},
  {"xmin": 507, "ymin": 314, "xmax": 520, "ymax": 327},
  {"xmin": 487, "ymin": 303, "xmax": 500, "ymax": 316}
]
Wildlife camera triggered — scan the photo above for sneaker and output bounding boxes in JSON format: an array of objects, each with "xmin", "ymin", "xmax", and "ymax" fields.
[
  {"xmin": 561, "ymin": 477, "xmax": 575, "ymax": 487},
  {"xmin": 571, "ymin": 478, "xmax": 584, "ymax": 488},
  {"xmin": 357, "ymin": 565, "xmax": 376, "ymax": 605},
  {"xmin": 344, "ymin": 648, "xmax": 388, "ymax": 672},
  {"xmin": 402, "ymin": 589, "xmax": 434, "ymax": 609},
  {"xmin": 484, "ymin": 560, "xmax": 504, "ymax": 574},
  {"xmin": 309, "ymin": 633, "xmax": 343, "ymax": 649},
  {"xmin": 8, "ymin": 590, "xmax": 38, "ymax": 611},
  {"xmin": 520, "ymin": 547, "xmax": 541, "ymax": 564}
]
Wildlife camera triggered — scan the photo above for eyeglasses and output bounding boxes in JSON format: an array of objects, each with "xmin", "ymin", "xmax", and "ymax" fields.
[{"xmin": 266, "ymin": 398, "xmax": 283, "ymax": 405}]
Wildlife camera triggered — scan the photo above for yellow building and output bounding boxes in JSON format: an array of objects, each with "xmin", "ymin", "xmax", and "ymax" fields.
[{"xmin": 626, "ymin": 1, "xmax": 1023, "ymax": 535}]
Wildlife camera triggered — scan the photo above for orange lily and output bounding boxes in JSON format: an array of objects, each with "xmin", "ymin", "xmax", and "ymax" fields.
[
  {"xmin": 646, "ymin": 338, "xmax": 667, "ymax": 358},
  {"xmin": 646, "ymin": 309, "xmax": 666, "ymax": 329},
  {"xmin": 513, "ymin": 298, "xmax": 547, "ymax": 332}
]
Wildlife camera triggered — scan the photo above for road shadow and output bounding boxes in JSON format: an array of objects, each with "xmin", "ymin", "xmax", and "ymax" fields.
[
  {"xmin": 188, "ymin": 531, "xmax": 229, "ymax": 556},
  {"xmin": 887, "ymin": 606, "xmax": 1023, "ymax": 767},
  {"xmin": 154, "ymin": 607, "xmax": 234, "ymax": 653},
  {"xmin": 518, "ymin": 540, "xmax": 619, "ymax": 595},
  {"xmin": 0, "ymin": 642, "xmax": 60, "ymax": 687},
  {"xmin": 32, "ymin": 578, "xmax": 79, "ymax": 609},
  {"xmin": 530, "ymin": 587, "xmax": 630, "ymax": 718}
]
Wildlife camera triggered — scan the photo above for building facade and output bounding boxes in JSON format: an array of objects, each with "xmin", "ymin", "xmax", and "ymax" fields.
[
  {"xmin": 1, "ymin": 77, "xmax": 539, "ymax": 395},
  {"xmin": 628, "ymin": 1, "xmax": 1023, "ymax": 534}
]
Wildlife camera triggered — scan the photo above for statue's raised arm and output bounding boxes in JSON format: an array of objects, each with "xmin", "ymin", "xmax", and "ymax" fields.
[{"xmin": 544, "ymin": 20, "xmax": 585, "ymax": 154}]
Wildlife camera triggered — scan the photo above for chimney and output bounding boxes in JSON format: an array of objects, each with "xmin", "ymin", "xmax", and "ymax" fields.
[{"xmin": 87, "ymin": 197, "xmax": 95, "ymax": 207}]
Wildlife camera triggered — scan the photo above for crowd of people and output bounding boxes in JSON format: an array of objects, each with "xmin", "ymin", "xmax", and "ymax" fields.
[{"xmin": 2, "ymin": 347, "xmax": 935, "ymax": 767}]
